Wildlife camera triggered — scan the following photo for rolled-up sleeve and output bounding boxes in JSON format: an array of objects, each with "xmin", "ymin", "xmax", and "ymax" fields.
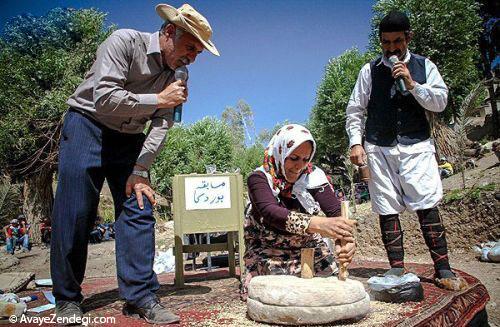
[
  {"xmin": 93, "ymin": 32, "xmax": 158, "ymax": 117},
  {"xmin": 136, "ymin": 109, "xmax": 174, "ymax": 169}
]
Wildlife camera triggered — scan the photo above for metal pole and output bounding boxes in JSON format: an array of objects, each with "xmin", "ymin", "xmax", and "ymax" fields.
[{"xmin": 206, "ymin": 233, "xmax": 212, "ymax": 271}]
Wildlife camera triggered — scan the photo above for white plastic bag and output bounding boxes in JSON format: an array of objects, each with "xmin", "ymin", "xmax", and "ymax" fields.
[
  {"xmin": 477, "ymin": 241, "xmax": 500, "ymax": 262},
  {"xmin": 367, "ymin": 273, "xmax": 423, "ymax": 303},
  {"xmin": 153, "ymin": 248, "xmax": 175, "ymax": 274},
  {"xmin": 487, "ymin": 244, "xmax": 500, "ymax": 262},
  {"xmin": 367, "ymin": 273, "xmax": 420, "ymax": 291}
]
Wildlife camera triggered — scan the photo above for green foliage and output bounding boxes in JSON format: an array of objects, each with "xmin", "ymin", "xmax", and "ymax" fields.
[
  {"xmin": 257, "ymin": 120, "xmax": 295, "ymax": 146},
  {"xmin": 309, "ymin": 49, "xmax": 375, "ymax": 164},
  {"xmin": 443, "ymin": 189, "xmax": 465, "ymax": 203},
  {"xmin": 370, "ymin": 0, "xmax": 482, "ymax": 119},
  {"xmin": 97, "ymin": 196, "xmax": 116, "ymax": 224},
  {"xmin": 0, "ymin": 8, "xmax": 113, "ymax": 178},
  {"xmin": 467, "ymin": 183, "xmax": 496, "ymax": 200},
  {"xmin": 151, "ymin": 117, "xmax": 235, "ymax": 196},
  {"xmin": 443, "ymin": 183, "xmax": 496, "ymax": 203},
  {"xmin": 233, "ymin": 143, "xmax": 265, "ymax": 182}
]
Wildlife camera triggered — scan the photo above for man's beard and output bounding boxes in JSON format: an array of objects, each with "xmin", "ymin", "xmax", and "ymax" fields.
[{"xmin": 385, "ymin": 49, "xmax": 406, "ymax": 60}]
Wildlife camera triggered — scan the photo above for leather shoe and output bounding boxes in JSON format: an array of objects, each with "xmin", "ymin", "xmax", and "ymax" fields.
[{"xmin": 123, "ymin": 299, "xmax": 180, "ymax": 324}]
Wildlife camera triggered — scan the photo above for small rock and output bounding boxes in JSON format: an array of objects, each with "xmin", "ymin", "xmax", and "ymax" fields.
[
  {"xmin": 26, "ymin": 280, "xmax": 36, "ymax": 290},
  {"xmin": 0, "ymin": 253, "xmax": 20, "ymax": 270}
]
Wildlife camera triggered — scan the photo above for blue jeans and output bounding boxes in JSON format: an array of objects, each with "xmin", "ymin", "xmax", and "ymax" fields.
[
  {"xmin": 6, "ymin": 235, "xmax": 29, "ymax": 253},
  {"xmin": 51, "ymin": 109, "xmax": 159, "ymax": 307}
]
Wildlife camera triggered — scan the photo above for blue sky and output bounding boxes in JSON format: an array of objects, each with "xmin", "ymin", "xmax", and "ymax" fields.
[{"xmin": 1, "ymin": 0, "xmax": 375, "ymax": 139}]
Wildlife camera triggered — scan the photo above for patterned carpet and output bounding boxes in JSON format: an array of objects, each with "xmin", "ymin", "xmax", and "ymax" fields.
[{"xmin": 16, "ymin": 260, "xmax": 490, "ymax": 326}]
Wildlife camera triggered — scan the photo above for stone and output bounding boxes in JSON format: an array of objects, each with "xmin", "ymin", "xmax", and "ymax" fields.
[
  {"xmin": 26, "ymin": 280, "xmax": 37, "ymax": 290},
  {"xmin": 247, "ymin": 275, "xmax": 370, "ymax": 325},
  {"xmin": 0, "ymin": 272, "xmax": 35, "ymax": 293},
  {"xmin": 247, "ymin": 294, "xmax": 370, "ymax": 325},
  {"xmin": 0, "ymin": 253, "xmax": 19, "ymax": 271},
  {"xmin": 248, "ymin": 275, "xmax": 367, "ymax": 307}
]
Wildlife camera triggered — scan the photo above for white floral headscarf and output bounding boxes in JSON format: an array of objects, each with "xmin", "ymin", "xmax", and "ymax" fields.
[{"xmin": 256, "ymin": 124, "xmax": 329, "ymax": 214}]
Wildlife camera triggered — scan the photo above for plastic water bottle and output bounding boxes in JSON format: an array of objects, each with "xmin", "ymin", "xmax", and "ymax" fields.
[{"xmin": 19, "ymin": 295, "xmax": 37, "ymax": 303}]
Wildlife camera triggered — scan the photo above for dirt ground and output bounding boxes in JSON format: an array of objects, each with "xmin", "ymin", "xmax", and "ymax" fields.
[{"xmin": 1, "ymin": 152, "xmax": 498, "ymax": 325}]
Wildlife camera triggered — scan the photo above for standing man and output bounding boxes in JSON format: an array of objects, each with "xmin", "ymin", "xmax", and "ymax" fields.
[
  {"xmin": 51, "ymin": 3, "xmax": 219, "ymax": 324},
  {"xmin": 345, "ymin": 11, "xmax": 467, "ymax": 291}
]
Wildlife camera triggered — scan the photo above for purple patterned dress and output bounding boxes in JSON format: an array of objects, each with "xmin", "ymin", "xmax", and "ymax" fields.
[{"xmin": 242, "ymin": 171, "xmax": 341, "ymax": 293}]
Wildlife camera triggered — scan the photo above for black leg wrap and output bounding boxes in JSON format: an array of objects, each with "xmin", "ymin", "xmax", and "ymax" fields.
[
  {"xmin": 379, "ymin": 214, "xmax": 404, "ymax": 268},
  {"xmin": 417, "ymin": 207, "xmax": 451, "ymax": 271}
]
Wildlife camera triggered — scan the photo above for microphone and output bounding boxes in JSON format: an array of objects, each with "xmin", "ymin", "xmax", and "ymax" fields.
[
  {"xmin": 173, "ymin": 66, "xmax": 188, "ymax": 123},
  {"xmin": 389, "ymin": 55, "xmax": 408, "ymax": 94}
]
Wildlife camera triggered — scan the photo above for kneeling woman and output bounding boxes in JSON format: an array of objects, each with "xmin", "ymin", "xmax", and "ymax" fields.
[{"xmin": 242, "ymin": 124, "xmax": 356, "ymax": 294}]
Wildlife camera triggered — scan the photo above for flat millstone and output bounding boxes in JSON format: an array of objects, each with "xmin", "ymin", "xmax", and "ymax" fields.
[
  {"xmin": 248, "ymin": 275, "xmax": 368, "ymax": 307},
  {"xmin": 247, "ymin": 294, "xmax": 371, "ymax": 325},
  {"xmin": 247, "ymin": 275, "xmax": 370, "ymax": 325}
]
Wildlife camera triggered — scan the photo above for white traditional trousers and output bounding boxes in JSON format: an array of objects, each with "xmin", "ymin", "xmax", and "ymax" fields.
[{"xmin": 365, "ymin": 140, "xmax": 442, "ymax": 215}]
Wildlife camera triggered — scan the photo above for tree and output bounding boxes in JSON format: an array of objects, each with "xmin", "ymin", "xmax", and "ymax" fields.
[
  {"xmin": 233, "ymin": 143, "xmax": 265, "ymax": 182},
  {"xmin": 151, "ymin": 117, "xmax": 235, "ymax": 198},
  {"xmin": 256, "ymin": 120, "xmax": 294, "ymax": 147},
  {"xmin": 0, "ymin": 177, "xmax": 23, "ymax": 227},
  {"xmin": 309, "ymin": 48, "xmax": 375, "ymax": 170},
  {"xmin": 451, "ymin": 81, "xmax": 487, "ymax": 189},
  {"xmin": 221, "ymin": 100, "xmax": 255, "ymax": 148},
  {"xmin": 370, "ymin": 0, "xmax": 483, "ymax": 121},
  {"xmin": 0, "ymin": 8, "xmax": 113, "ymax": 242}
]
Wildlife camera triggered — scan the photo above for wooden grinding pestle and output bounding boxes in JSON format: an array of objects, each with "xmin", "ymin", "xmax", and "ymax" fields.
[{"xmin": 338, "ymin": 201, "xmax": 351, "ymax": 281}]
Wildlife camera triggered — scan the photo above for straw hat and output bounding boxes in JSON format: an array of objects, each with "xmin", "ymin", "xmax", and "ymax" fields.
[{"xmin": 156, "ymin": 3, "xmax": 219, "ymax": 56}]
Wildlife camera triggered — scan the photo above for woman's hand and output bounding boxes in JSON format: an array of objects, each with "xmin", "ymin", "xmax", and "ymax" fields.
[
  {"xmin": 335, "ymin": 241, "xmax": 356, "ymax": 266},
  {"xmin": 307, "ymin": 216, "xmax": 356, "ymax": 242}
]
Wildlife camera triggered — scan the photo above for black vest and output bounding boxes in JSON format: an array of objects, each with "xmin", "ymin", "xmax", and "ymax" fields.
[{"xmin": 365, "ymin": 54, "xmax": 429, "ymax": 146}]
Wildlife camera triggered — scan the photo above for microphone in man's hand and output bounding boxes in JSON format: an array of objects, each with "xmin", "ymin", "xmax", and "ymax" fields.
[
  {"xmin": 173, "ymin": 66, "xmax": 188, "ymax": 123},
  {"xmin": 389, "ymin": 55, "xmax": 407, "ymax": 94}
]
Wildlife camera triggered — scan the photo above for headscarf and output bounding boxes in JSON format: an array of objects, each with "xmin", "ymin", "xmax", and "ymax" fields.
[{"xmin": 256, "ymin": 124, "xmax": 329, "ymax": 214}]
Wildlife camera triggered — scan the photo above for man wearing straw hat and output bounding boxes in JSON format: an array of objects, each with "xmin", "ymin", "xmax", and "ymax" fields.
[{"xmin": 51, "ymin": 3, "xmax": 218, "ymax": 324}]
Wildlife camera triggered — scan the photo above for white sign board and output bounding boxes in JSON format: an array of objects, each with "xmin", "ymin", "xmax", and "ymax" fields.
[{"xmin": 184, "ymin": 176, "xmax": 231, "ymax": 210}]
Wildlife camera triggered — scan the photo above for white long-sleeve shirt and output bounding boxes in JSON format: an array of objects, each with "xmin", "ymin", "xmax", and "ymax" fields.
[{"xmin": 345, "ymin": 51, "xmax": 448, "ymax": 154}]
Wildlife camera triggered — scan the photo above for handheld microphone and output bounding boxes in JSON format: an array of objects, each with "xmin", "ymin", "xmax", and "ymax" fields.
[
  {"xmin": 173, "ymin": 66, "xmax": 188, "ymax": 123},
  {"xmin": 389, "ymin": 55, "xmax": 408, "ymax": 94}
]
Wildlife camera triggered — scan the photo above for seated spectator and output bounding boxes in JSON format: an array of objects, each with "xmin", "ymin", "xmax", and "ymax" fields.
[
  {"xmin": 17, "ymin": 215, "xmax": 31, "ymax": 249},
  {"xmin": 102, "ymin": 222, "xmax": 115, "ymax": 241},
  {"xmin": 438, "ymin": 157, "xmax": 454, "ymax": 179},
  {"xmin": 4, "ymin": 217, "xmax": 30, "ymax": 254},
  {"xmin": 89, "ymin": 217, "xmax": 106, "ymax": 244},
  {"xmin": 336, "ymin": 190, "xmax": 346, "ymax": 202},
  {"xmin": 40, "ymin": 218, "xmax": 51, "ymax": 245},
  {"xmin": 492, "ymin": 141, "xmax": 500, "ymax": 162}
]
